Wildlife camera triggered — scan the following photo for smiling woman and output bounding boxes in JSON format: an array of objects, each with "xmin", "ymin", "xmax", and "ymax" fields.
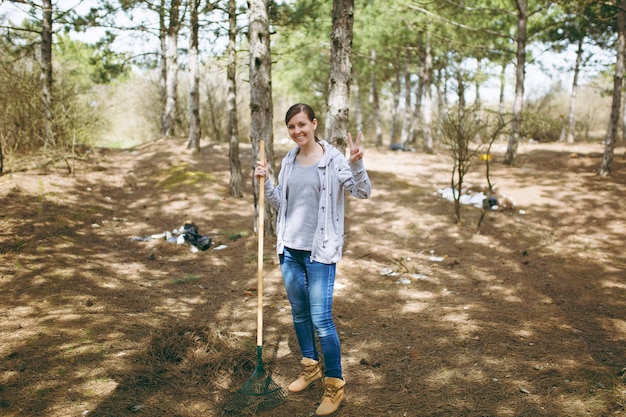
[{"xmin": 254, "ymin": 102, "xmax": 372, "ymax": 416}]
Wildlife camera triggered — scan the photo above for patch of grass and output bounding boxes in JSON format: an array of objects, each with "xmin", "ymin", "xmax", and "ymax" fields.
[
  {"xmin": 36, "ymin": 388, "xmax": 51, "ymax": 398},
  {"xmin": 170, "ymin": 275, "xmax": 201, "ymax": 285},
  {"xmin": 229, "ymin": 231, "xmax": 250, "ymax": 241},
  {"xmin": 158, "ymin": 163, "xmax": 215, "ymax": 189}
]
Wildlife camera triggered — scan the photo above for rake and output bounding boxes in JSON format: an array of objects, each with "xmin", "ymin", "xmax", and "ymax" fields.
[{"xmin": 223, "ymin": 140, "xmax": 287, "ymax": 414}]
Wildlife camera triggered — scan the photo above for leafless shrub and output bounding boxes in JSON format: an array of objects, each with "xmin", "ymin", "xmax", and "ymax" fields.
[{"xmin": 439, "ymin": 106, "xmax": 506, "ymax": 226}]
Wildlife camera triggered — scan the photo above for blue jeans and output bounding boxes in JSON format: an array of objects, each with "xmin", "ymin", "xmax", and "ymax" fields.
[{"xmin": 279, "ymin": 247, "xmax": 342, "ymax": 379}]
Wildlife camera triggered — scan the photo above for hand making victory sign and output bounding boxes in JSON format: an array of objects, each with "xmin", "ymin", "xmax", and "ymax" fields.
[{"xmin": 347, "ymin": 131, "xmax": 364, "ymax": 163}]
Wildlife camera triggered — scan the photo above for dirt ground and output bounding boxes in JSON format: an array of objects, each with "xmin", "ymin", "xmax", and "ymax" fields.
[{"xmin": 1, "ymin": 137, "xmax": 625, "ymax": 417}]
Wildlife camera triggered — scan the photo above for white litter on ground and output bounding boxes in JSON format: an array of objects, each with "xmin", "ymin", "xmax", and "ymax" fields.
[
  {"xmin": 437, "ymin": 187, "xmax": 517, "ymax": 211},
  {"xmin": 437, "ymin": 187, "xmax": 485, "ymax": 208}
]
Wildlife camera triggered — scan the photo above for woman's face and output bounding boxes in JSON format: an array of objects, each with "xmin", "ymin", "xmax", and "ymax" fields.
[{"xmin": 287, "ymin": 111, "xmax": 317, "ymax": 146}]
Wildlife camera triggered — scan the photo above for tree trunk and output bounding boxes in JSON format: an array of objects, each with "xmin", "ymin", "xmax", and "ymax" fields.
[
  {"xmin": 162, "ymin": 0, "xmax": 180, "ymax": 137},
  {"xmin": 370, "ymin": 48, "xmax": 383, "ymax": 148},
  {"xmin": 409, "ymin": 75, "xmax": 421, "ymax": 146},
  {"xmin": 455, "ymin": 57, "xmax": 466, "ymax": 112},
  {"xmin": 227, "ymin": 0, "xmax": 243, "ymax": 198},
  {"xmin": 248, "ymin": 0, "xmax": 276, "ymax": 234},
  {"xmin": 352, "ymin": 72, "xmax": 363, "ymax": 134},
  {"xmin": 422, "ymin": 38, "xmax": 434, "ymax": 153},
  {"xmin": 41, "ymin": 0, "xmax": 54, "ymax": 148},
  {"xmin": 410, "ymin": 45, "xmax": 423, "ymax": 146},
  {"xmin": 622, "ymin": 84, "xmax": 626, "ymax": 144},
  {"xmin": 436, "ymin": 66, "xmax": 446, "ymax": 119},
  {"xmin": 159, "ymin": 0, "xmax": 167, "ymax": 130},
  {"xmin": 442, "ymin": 65, "xmax": 449, "ymax": 110},
  {"xmin": 187, "ymin": 0, "xmax": 201, "ymax": 151},
  {"xmin": 504, "ymin": 0, "xmax": 527, "ymax": 165},
  {"xmin": 600, "ymin": 0, "xmax": 626, "ymax": 176},
  {"xmin": 498, "ymin": 61, "xmax": 506, "ymax": 117},
  {"xmin": 205, "ymin": 81, "xmax": 221, "ymax": 140},
  {"xmin": 390, "ymin": 68, "xmax": 401, "ymax": 146},
  {"xmin": 475, "ymin": 58, "xmax": 482, "ymax": 106},
  {"xmin": 400, "ymin": 51, "xmax": 412, "ymax": 147},
  {"xmin": 561, "ymin": 36, "xmax": 583, "ymax": 144},
  {"xmin": 324, "ymin": 0, "xmax": 354, "ymax": 154}
]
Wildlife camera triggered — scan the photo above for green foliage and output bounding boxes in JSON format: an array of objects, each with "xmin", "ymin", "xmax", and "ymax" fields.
[
  {"xmin": 0, "ymin": 45, "xmax": 43, "ymax": 153},
  {"xmin": 271, "ymin": 0, "xmax": 333, "ymax": 111},
  {"xmin": 56, "ymin": 34, "xmax": 129, "ymax": 86},
  {"xmin": 0, "ymin": 27, "xmax": 131, "ymax": 158}
]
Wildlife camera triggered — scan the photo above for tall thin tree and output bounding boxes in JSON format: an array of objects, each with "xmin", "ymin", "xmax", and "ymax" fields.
[
  {"xmin": 162, "ymin": 0, "xmax": 181, "ymax": 137},
  {"xmin": 248, "ymin": 0, "xmax": 276, "ymax": 233},
  {"xmin": 560, "ymin": 36, "xmax": 584, "ymax": 144},
  {"xmin": 503, "ymin": 0, "xmax": 527, "ymax": 165},
  {"xmin": 227, "ymin": 0, "xmax": 243, "ymax": 197},
  {"xmin": 41, "ymin": 0, "xmax": 54, "ymax": 148},
  {"xmin": 369, "ymin": 48, "xmax": 383, "ymax": 148},
  {"xmin": 187, "ymin": 0, "xmax": 201, "ymax": 151},
  {"xmin": 422, "ymin": 35, "xmax": 434, "ymax": 153},
  {"xmin": 158, "ymin": 0, "xmax": 168, "ymax": 128},
  {"xmin": 600, "ymin": 0, "xmax": 626, "ymax": 175},
  {"xmin": 325, "ymin": 0, "xmax": 355, "ymax": 154}
]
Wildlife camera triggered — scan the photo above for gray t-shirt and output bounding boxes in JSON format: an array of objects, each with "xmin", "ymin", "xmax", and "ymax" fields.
[{"xmin": 282, "ymin": 161, "xmax": 320, "ymax": 251}]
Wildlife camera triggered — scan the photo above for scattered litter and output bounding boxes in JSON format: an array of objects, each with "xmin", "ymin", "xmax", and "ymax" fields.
[
  {"xmin": 437, "ymin": 187, "xmax": 516, "ymax": 210},
  {"xmin": 396, "ymin": 277, "xmax": 412, "ymax": 285},
  {"xmin": 409, "ymin": 273, "xmax": 428, "ymax": 280},
  {"xmin": 438, "ymin": 187, "xmax": 485, "ymax": 208},
  {"xmin": 429, "ymin": 256, "xmax": 445, "ymax": 262},
  {"xmin": 130, "ymin": 222, "xmax": 212, "ymax": 251},
  {"xmin": 380, "ymin": 268, "xmax": 399, "ymax": 277},
  {"xmin": 130, "ymin": 404, "xmax": 145, "ymax": 412},
  {"xmin": 213, "ymin": 244, "xmax": 228, "ymax": 251},
  {"xmin": 389, "ymin": 143, "xmax": 415, "ymax": 152}
]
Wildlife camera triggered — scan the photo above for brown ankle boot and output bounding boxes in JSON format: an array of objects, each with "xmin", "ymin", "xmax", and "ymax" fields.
[
  {"xmin": 288, "ymin": 357, "xmax": 322, "ymax": 393},
  {"xmin": 315, "ymin": 377, "xmax": 346, "ymax": 416}
]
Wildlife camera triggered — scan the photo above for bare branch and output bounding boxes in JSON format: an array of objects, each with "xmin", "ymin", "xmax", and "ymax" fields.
[
  {"xmin": 0, "ymin": 24, "xmax": 40, "ymax": 34},
  {"xmin": 407, "ymin": 3, "xmax": 515, "ymax": 41},
  {"xmin": 439, "ymin": 0, "xmax": 516, "ymax": 16}
]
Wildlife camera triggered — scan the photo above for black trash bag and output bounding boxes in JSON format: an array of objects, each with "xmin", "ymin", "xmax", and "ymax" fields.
[{"xmin": 182, "ymin": 223, "xmax": 212, "ymax": 251}]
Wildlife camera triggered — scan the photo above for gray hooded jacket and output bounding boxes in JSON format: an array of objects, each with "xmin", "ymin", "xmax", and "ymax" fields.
[{"xmin": 264, "ymin": 140, "xmax": 372, "ymax": 264}]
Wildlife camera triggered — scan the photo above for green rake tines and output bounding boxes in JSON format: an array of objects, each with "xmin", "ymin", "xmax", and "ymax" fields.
[{"xmin": 223, "ymin": 346, "xmax": 287, "ymax": 413}]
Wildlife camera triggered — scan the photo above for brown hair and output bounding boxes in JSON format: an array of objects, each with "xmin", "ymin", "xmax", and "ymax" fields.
[{"xmin": 285, "ymin": 103, "xmax": 320, "ymax": 142}]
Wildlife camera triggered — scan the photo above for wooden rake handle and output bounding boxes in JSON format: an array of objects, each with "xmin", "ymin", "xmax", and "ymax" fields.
[{"xmin": 257, "ymin": 140, "xmax": 265, "ymax": 347}]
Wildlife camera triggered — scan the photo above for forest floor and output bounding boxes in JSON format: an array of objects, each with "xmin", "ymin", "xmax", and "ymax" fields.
[{"xmin": 0, "ymin": 137, "xmax": 625, "ymax": 417}]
